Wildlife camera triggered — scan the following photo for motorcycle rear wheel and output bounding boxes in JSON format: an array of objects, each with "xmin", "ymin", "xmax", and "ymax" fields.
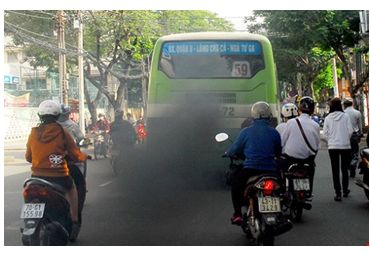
[
  {"xmin": 112, "ymin": 156, "xmax": 122, "ymax": 176},
  {"xmin": 28, "ymin": 221, "xmax": 51, "ymax": 246},
  {"xmin": 363, "ymin": 173, "xmax": 369, "ymax": 200},
  {"xmin": 94, "ymin": 143, "xmax": 100, "ymax": 160},
  {"xmin": 258, "ymin": 225, "xmax": 275, "ymax": 246}
]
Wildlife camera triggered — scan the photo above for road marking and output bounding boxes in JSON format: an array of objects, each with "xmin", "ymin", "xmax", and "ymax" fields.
[{"xmin": 99, "ymin": 181, "xmax": 113, "ymax": 187}]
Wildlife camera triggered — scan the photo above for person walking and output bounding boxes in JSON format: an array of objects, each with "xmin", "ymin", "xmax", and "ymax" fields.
[
  {"xmin": 343, "ymin": 97, "xmax": 363, "ymax": 177},
  {"xmin": 323, "ymin": 97, "xmax": 353, "ymax": 201}
]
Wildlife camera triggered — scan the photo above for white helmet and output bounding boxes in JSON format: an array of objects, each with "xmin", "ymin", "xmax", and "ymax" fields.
[
  {"xmin": 38, "ymin": 100, "xmax": 60, "ymax": 116},
  {"xmin": 251, "ymin": 101, "xmax": 272, "ymax": 119},
  {"xmin": 281, "ymin": 103, "xmax": 298, "ymax": 118}
]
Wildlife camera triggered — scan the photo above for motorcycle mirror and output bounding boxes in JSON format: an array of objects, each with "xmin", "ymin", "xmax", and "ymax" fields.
[
  {"xmin": 79, "ymin": 139, "xmax": 85, "ymax": 146},
  {"xmin": 215, "ymin": 133, "xmax": 229, "ymax": 143}
]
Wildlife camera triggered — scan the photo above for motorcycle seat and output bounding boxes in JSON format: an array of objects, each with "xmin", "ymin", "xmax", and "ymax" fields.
[
  {"xmin": 24, "ymin": 178, "xmax": 66, "ymax": 195},
  {"xmin": 246, "ymin": 173, "xmax": 278, "ymax": 185}
]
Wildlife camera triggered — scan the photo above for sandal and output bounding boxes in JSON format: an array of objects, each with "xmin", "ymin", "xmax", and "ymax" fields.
[{"xmin": 334, "ymin": 196, "xmax": 342, "ymax": 202}]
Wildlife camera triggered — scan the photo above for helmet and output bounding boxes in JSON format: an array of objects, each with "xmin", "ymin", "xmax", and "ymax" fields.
[
  {"xmin": 299, "ymin": 96, "xmax": 315, "ymax": 114},
  {"xmin": 115, "ymin": 108, "xmax": 123, "ymax": 117},
  {"xmin": 251, "ymin": 101, "xmax": 272, "ymax": 119},
  {"xmin": 281, "ymin": 103, "xmax": 298, "ymax": 118},
  {"xmin": 60, "ymin": 103, "xmax": 71, "ymax": 115},
  {"xmin": 38, "ymin": 100, "xmax": 60, "ymax": 116}
]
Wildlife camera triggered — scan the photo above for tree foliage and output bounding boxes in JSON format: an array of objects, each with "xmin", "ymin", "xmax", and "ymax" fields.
[
  {"xmin": 4, "ymin": 10, "xmax": 233, "ymax": 122},
  {"xmin": 246, "ymin": 10, "xmax": 366, "ymax": 105}
]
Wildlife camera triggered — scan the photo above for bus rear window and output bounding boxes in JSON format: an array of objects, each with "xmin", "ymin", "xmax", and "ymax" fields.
[{"xmin": 159, "ymin": 41, "xmax": 265, "ymax": 79}]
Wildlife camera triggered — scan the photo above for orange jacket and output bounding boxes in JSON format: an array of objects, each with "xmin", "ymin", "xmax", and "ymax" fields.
[{"xmin": 26, "ymin": 123, "xmax": 88, "ymax": 177}]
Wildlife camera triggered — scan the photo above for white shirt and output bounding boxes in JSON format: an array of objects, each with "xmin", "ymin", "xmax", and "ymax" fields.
[
  {"xmin": 276, "ymin": 122, "xmax": 287, "ymax": 153},
  {"xmin": 344, "ymin": 106, "xmax": 363, "ymax": 135},
  {"xmin": 323, "ymin": 111, "xmax": 353, "ymax": 149},
  {"xmin": 282, "ymin": 114, "xmax": 321, "ymax": 159}
]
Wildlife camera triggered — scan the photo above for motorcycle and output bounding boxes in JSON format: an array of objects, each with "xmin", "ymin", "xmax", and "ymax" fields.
[
  {"xmin": 216, "ymin": 133, "xmax": 292, "ymax": 246},
  {"xmin": 20, "ymin": 140, "xmax": 90, "ymax": 246},
  {"xmin": 93, "ymin": 130, "xmax": 108, "ymax": 159},
  {"xmin": 282, "ymin": 163, "xmax": 313, "ymax": 222},
  {"xmin": 355, "ymin": 147, "xmax": 369, "ymax": 200},
  {"xmin": 136, "ymin": 122, "xmax": 147, "ymax": 145}
]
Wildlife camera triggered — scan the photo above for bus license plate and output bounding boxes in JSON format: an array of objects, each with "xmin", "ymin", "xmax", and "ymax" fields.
[
  {"xmin": 258, "ymin": 197, "xmax": 281, "ymax": 213},
  {"xmin": 293, "ymin": 179, "xmax": 310, "ymax": 191},
  {"xmin": 20, "ymin": 203, "xmax": 45, "ymax": 219}
]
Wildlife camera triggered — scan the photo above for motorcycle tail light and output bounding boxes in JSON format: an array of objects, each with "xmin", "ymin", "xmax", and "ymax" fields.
[
  {"xmin": 23, "ymin": 186, "xmax": 48, "ymax": 200},
  {"xmin": 264, "ymin": 180, "xmax": 274, "ymax": 195}
]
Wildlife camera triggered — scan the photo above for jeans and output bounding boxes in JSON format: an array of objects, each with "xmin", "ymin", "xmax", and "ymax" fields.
[
  {"xmin": 349, "ymin": 133, "xmax": 360, "ymax": 172},
  {"xmin": 328, "ymin": 149, "xmax": 351, "ymax": 195}
]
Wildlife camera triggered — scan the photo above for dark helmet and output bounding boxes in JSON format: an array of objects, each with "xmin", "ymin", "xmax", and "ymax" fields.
[
  {"xmin": 60, "ymin": 103, "xmax": 71, "ymax": 115},
  {"xmin": 299, "ymin": 96, "xmax": 315, "ymax": 114},
  {"xmin": 115, "ymin": 108, "xmax": 123, "ymax": 118},
  {"xmin": 58, "ymin": 103, "xmax": 71, "ymax": 122}
]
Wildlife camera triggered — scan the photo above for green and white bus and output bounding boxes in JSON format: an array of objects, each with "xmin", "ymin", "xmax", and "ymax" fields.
[{"xmin": 147, "ymin": 32, "xmax": 279, "ymax": 156}]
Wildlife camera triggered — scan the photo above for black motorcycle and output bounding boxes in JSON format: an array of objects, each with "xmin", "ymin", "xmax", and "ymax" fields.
[
  {"xmin": 355, "ymin": 147, "xmax": 369, "ymax": 200},
  {"xmin": 282, "ymin": 163, "xmax": 313, "ymax": 222},
  {"xmin": 216, "ymin": 133, "xmax": 292, "ymax": 246},
  {"xmin": 93, "ymin": 130, "xmax": 108, "ymax": 159},
  {"xmin": 20, "ymin": 141, "xmax": 90, "ymax": 246}
]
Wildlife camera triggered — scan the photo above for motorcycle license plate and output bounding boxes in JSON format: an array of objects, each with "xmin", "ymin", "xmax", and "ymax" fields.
[
  {"xmin": 293, "ymin": 178, "xmax": 310, "ymax": 191},
  {"xmin": 258, "ymin": 197, "xmax": 281, "ymax": 213},
  {"xmin": 20, "ymin": 203, "xmax": 45, "ymax": 219}
]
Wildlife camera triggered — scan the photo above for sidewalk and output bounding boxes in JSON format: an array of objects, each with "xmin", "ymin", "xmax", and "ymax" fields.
[{"xmin": 4, "ymin": 138, "xmax": 28, "ymax": 150}]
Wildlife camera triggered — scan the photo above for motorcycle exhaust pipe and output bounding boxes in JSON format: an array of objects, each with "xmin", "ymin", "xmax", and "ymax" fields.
[{"xmin": 274, "ymin": 220, "xmax": 293, "ymax": 236}]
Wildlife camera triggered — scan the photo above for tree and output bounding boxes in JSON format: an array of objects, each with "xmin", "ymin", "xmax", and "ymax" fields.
[
  {"xmin": 246, "ymin": 10, "xmax": 335, "ymax": 99},
  {"xmin": 245, "ymin": 10, "xmax": 366, "ymax": 107},
  {"xmin": 4, "ymin": 10, "xmax": 233, "ymax": 123}
]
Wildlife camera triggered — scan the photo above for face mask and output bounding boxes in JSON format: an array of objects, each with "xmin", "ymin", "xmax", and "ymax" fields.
[{"xmin": 99, "ymin": 117, "xmax": 104, "ymax": 120}]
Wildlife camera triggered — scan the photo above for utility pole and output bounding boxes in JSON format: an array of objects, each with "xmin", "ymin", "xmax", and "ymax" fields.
[
  {"xmin": 56, "ymin": 10, "xmax": 68, "ymax": 105},
  {"xmin": 77, "ymin": 11, "xmax": 85, "ymax": 135}
]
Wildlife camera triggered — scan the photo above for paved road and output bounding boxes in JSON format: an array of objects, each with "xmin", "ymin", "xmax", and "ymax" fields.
[{"xmin": 4, "ymin": 136, "xmax": 369, "ymax": 246}]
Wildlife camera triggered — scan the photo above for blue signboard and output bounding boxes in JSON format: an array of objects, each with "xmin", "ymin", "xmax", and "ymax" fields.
[
  {"xmin": 4, "ymin": 75, "xmax": 20, "ymax": 84},
  {"xmin": 12, "ymin": 76, "xmax": 19, "ymax": 84},
  {"xmin": 4, "ymin": 75, "xmax": 11, "ymax": 83},
  {"xmin": 162, "ymin": 41, "xmax": 261, "ymax": 56}
]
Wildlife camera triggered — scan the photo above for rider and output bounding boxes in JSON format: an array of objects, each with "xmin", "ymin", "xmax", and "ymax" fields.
[
  {"xmin": 93, "ymin": 113, "xmax": 110, "ymax": 149},
  {"xmin": 110, "ymin": 109, "xmax": 138, "ymax": 153},
  {"xmin": 93, "ymin": 113, "xmax": 110, "ymax": 133},
  {"xmin": 226, "ymin": 101, "xmax": 282, "ymax": 225},
  {"xmin": 276, "ymin": 103, "xmax": 299, "ymax": 139},
  {"xmin": 57, "ymin": 103, "xmax": 85, "ymax": 144},
  {"xmin": 126, "ymin": 112, "xmax": 135, "ymax": 125},
  {"xmin": 25, "ymin": 100, "xmax": 90, "ymax": 241},
  {"xmin": 279, "ymin": 96, "xmax": 321, "ymax": 193}
]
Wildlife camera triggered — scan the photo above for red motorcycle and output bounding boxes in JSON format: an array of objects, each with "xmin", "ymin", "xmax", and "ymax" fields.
[{"xmin": 136, "ymin": 123, "xmax": 147, "ymax": 145}]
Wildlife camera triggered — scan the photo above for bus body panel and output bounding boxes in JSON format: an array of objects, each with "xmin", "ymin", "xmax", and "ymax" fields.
[{"xmin": 147, "ymin": 32, "xmax": 279, "ymax": 171}]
